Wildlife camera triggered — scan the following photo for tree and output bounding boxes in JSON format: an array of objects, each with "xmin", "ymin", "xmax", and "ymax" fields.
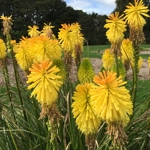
[
  {"xmin": 95, "ymin": 15, "xmax": 108, "ymax": 44},
  {"xmin": 0, "ymin": 0, "xmax": 78, "ymax": 40},
  {"xmin": 114, "ymin": 0, "xmax": 134, "ymax": 14}
]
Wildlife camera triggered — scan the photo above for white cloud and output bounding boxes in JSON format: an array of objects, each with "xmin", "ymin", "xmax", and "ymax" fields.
[
  {"xmin": 65, "ymin": 0, "xmax": 116, "ymax": 15},
  {"xmin": 67, "ymin": 0, "xmax": 91, "ymax": 10},
  {"xmin": 96, "ymin": 0, "xmax": 116, "ymax": 6},
  {"xmin": 83, "ymin": 6, "xmax": 113, "ymax": 15}
]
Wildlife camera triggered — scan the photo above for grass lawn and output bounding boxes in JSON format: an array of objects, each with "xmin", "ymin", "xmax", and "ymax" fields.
[
  {"xmin": 83, "ymin": 45, "xmax": 150, "ymax": 59},
  {"xmin": 83, "ymin": 45, "xmax": 111, "ymax": 58}
]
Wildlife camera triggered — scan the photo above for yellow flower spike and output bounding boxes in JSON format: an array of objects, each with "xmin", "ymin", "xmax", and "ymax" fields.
[
  {"xmin": 71, "ymin": 22, "xmax": 81, "ymax": 32},
  {"xmin": 138, "ymin": 56, "xmax": 143, "ymax": 70},
  {"xmin": 28, "ymin": 25, "xmax": 41, "ymax": 37},
  {"xmin": 121, "ymin": 39, "xmax": 134, "ymax": 62},
  {"xmin": 70, "ymin": 23, "xmax": 84, "ymax": 69},
  {"xmin": 102, "ymin": 49, "xmax": 115, "ymax": 70},
  {"xmin": 58, "ymin": 23, "xmax": 84, "ymax": 51},
  {"xmin": 72, "ymin": 83, "xmax": 101, "ymax": 135},
  {"xmin": 33, "ymin": 36, "xmax": 62, "ymax": 62},
  {"xmin": 58, "ymin": 22, "xmax": 84, "ymax": 71},
  {"xmin": 71, "ymin": 23, "xmax": 84, "ymax": 46},
  {"xmin": 27, "ymin": 60, "xmax": 63, "ymax": 106},
  {"xmin": 58, "ymin": 23, "xmax": 74, "ymax": 51},
  {"xmin": 0, "ymin": 39, "xmax": 7, "ymax": 59},
  {"xmin": 14, "ymin": 37, "xmax": 35, "ymax": 70},
  {"xmin": 124, "ymin": 0, "xmax": 150, "ymax": 30},
  {"xmin": 0, "ymin": 15, "xmax": 12, "ymax": 21},
  {"xmin": 121, "ymin": 38, "xmax": 134, "ymax": 71},
  {"xmin": 41, "ymin": 23, "xmax": 55, "ymax": 39},
  {"xmin": 91, "ymin": 70, "xmax": 133, "ymax": 123},
  {"xmin": 0, "ymin": 15, "xmax": 13, "ymax": 35},
  {"xmin": 104, "ymin": 12, "xmax": 126, "ymax": 44}
]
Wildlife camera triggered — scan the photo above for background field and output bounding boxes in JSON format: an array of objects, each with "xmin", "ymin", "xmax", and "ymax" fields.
[{"xmin": 83, "ymin": 45, "xmax": 150, "ymax": 59}]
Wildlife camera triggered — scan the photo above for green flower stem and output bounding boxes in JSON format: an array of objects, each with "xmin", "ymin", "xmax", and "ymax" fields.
[
  {"xmin": 114, "ymin": 49, "xmax": 119, "ymax": 77},
  {"xmin": 131, "ymin": 42, "xmax": 140, "ymax": 107},
  {"xmin": 50, "ymin": 124, "xmax": 58, "ymax": 150},
  {"xmin": 47, "ymin": 132, "xmax": 57, "ymax": 150},
  {"xmin": 11, "ymin": 49, "xmax": 28, "ymax": 122},
  {"xmin": 46, "ymin": 130, "xmax": 51, "ymax": 150},
  {"xmin": 64, "ymin": 51, "xmax": 72, "ymax": 82},
  {"xmin": 51, "ymin": 136, "xmax": 57, "ymax": 150},
  {"xmin": 47, "ymin": 118, "xmax": 58, "ymax": 150},
  {"xmin": 2, "ymin": 58, "xmax": 16, "ymax": 123},
  {"xmin": 6, "ymin": 33, "xmax": 28, "ymax": 122}
]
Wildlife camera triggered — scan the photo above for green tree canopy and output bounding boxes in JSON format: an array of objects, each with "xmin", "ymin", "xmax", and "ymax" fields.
[{"xmin": 0, "ymin": 0, "xmax": 78, "ymax": 41}]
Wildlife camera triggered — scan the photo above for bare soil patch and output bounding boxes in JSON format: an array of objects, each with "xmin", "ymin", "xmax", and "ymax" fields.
[
  {"xmin": 0, "ymin": 58, "xmax": 26, "ymax": 86},
  {"xmin": 91, "ymin": 58, "xmax": 150, "ymax": 80},
  {"xmin": 69, "ymin": 57, "xmax": 150, "ymax": 82}
]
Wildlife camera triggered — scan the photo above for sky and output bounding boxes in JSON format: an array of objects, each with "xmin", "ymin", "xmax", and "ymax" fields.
[{"xmin": 64, "ymin": 0, "xmax": 116, "ymax": 15}]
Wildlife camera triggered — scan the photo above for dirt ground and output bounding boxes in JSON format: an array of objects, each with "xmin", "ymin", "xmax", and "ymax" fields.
[
  {"xmin": 0, "ymin": 53, "xmax": 150, "ymax": 86},
  {"xmin": 68, "ymin": 50, "xmax": 150, "ymax": 81},
  {"xmin": 68, "ymin": 57, "xmax": 150, "ymax": 82},
  {"xmin": 0, "ymin": 58, "xmax": 27, "ymax": 86},
  {"xmin": 90, "ymin": 58, "xmax": 150, "ymax": 80}
]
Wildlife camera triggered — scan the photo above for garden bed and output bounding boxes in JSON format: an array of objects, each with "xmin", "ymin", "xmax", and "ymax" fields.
[{"xmin": 0, "ymin": 54, "xmax": 150, "ymax": 87}]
